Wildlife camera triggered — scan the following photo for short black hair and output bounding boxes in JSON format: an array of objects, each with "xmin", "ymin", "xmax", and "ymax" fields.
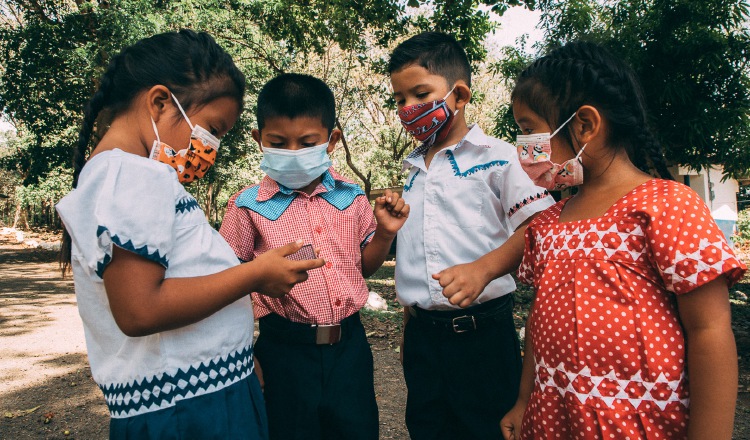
[
  {"xmin": 256, "ymin": 73, "xmax": 336, "ymax": 133},
  {"xmin": 388, "ymin": 32, "xmax": 471, "ymax": 88}
]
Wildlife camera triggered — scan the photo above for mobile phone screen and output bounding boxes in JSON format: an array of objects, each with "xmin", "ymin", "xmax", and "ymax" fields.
[{"xmin": 286, "ymin": 244, "xmax": 316, "ymax": 261}]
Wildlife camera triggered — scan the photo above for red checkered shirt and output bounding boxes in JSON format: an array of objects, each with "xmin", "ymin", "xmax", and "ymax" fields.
[{"xmin": 220, "ymin": 168, "xmax": 377, "ymax": 324}]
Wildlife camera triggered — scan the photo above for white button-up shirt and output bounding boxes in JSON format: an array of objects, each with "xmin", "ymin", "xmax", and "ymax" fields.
[{"xmin": 395, "ymin": 124, "xmax": 555, "ymax": 310}]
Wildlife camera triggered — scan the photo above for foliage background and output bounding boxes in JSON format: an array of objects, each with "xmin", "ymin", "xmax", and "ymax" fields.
[{"xmin": 1, "ymin": 0, "xmax": 748, "ymax": 230}]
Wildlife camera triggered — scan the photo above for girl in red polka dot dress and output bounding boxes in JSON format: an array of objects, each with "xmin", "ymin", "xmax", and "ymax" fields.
[{"xmin": 500, "ymin": 42, "xmax": 746, "ymax": 440}]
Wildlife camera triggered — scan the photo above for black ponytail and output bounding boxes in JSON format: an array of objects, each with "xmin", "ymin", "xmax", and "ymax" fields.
[
  {"xmin": 60, "ymin": 29, "xmax": 246, "ymax": 275},
  {"xmin": 511, "ymin": 41, "xmax": 673, "ymax": 180}
]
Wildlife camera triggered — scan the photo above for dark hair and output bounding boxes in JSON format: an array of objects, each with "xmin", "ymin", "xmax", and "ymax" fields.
[
  {"xmin": 511, "ymin": 41, "xmax": 672, "ymax": 179},
  {"xmin": 256, "ymin": 73, "xmax": 336, "ymax": 134},
  {"xmin": 61, "ymin": 29, "xmax": 246, "ymax": 274},
  {"xmin": 388, "ymin": 32, "xmax": 472, "ymax": 88}
]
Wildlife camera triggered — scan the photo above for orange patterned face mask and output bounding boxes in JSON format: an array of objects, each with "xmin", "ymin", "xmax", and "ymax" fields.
[{"xmin": 149, "ymin": 93, "xmax": 220, "ymax": 184}]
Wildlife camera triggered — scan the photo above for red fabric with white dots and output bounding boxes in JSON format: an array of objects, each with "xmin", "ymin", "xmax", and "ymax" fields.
[
  {"xmin": 517, "ymin": 179, "xmax": 745, "ymax": 439},
  {"xmin": 220, "ymin": 171, "xmax": 377, "ymax": 325}
]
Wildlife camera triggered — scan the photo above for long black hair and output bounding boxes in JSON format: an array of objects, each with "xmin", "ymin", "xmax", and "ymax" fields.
[
  {"xmin": 511, "ymin": 41, "xmax": 672, "ymax": 179},
  {"xmin": 61, "ymin": 29, "xmax": 246, "ymax": 275}
]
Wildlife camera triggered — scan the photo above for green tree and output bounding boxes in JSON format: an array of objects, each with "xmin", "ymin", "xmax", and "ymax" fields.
[
  {"xmin": 492, "ymin": 0, "xmax": 750, "ymax": 178},
  {"xmin": 0, "ymin": 0, "xmax": 524, "ymax": 227}
]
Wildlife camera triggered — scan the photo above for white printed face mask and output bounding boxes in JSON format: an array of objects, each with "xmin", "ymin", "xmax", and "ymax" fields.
[
  {"xmin": 149, "ymin": 93, "xmax": 221, "ymax": 183},
  {"xmin": 259, "ymin": 139, "xmax": 332, "ymax": 189},
  {"xmin": 516, "ymin": 112, "xmax": 587, "ymax": 190}
]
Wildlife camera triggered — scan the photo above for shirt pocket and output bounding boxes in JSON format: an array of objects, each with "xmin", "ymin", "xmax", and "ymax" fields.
[{"xmin": 439, "ymin": 178, "xmax": 486, "ymax": 229}]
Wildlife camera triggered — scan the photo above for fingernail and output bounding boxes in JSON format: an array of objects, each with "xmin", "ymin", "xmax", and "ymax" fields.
[{"xmin": 296, "ymin": 239, "xmax": 303, "ymax": 245}]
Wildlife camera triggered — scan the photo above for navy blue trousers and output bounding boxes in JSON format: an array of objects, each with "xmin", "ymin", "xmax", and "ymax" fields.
[
  {"xmin": 254, "ymin": 313, "xmax": 378, "ymax": 440},
  {"xmin": 403, "ymin": 295, "xmax": 522, "ymax": 440}
]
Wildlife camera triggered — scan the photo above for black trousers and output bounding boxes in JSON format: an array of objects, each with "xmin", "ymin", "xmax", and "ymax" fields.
[
  {"xmin": 403, "ymin": 295, "xmax": 522, "ymax": 440},
  {"xmin": 254, "ymin": 313, "xmax": 379, "ymax": 440}
]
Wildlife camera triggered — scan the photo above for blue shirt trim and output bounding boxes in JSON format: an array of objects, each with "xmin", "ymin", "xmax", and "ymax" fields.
[
  {"xmin": 403, "ymin": 169, "xmax": 420, "ymax": 192},
  {"xmin": 235, "ymin": 186, "xmax": 297, "ymax": 221},
  {"xmin": 101, "ymin": 345, "xmax": 254, "ymax": 418},
  {"xmin": 319, "ymin": 180, "xmax": 365, "ymax": 211},
  {"xmin": 445, "ymin": 150, "xmax": 508, "ymax": 177},
  {"xmin": 236, "ymin": 171, "xmax": 365, "ymax": 220},
  {"xmin": 95, "ymin": 226, "xmax": 169, "ymax": 278},
  {"xmin": 175, "ymin": 196, "xmax": 200, "ymax": 214}
]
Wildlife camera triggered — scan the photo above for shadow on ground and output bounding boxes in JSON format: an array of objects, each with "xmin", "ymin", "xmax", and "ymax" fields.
[{"xmin": 0, "ymin": 353, "xmax": 109, "ymax": 440}]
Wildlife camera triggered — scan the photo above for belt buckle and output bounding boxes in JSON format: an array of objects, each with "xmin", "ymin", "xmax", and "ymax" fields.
[
  {"xmin": 313, "ymin": 324, "xmax": 341, "ymax": 344},
  {"xmin": 451, "ymin": 315, "xmax": 476, "ymax": 333}
]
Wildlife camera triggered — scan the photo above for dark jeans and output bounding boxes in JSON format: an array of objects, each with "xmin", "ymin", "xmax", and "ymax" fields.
[
  {"xmin": 254, "ymin": 313, "xmax": 378, "ymax": 440},
  {"xmin": 403, "ymin": 295, "xmax": 522, "ymax": 440}
]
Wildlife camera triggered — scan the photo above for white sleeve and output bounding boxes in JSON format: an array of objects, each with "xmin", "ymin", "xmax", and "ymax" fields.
[
  {"xmin": 493, "ymin": 153, "xmax": 555, "ymax": 231},
  {"xmin": 57, "ymin": 155, "xmax": 177, "ymax": 278}
]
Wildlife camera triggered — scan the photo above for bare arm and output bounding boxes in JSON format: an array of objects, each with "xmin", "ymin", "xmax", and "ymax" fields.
[
  {"xmin": 103, "ymin": 241, "xmax": 325, "ymax": 337},
  {"xmin": 676, "ymin": 276, "xmax": 737, "ymax": 439},
  {"xmin": 501, "ymin": 311, "xmax": 535, "ymax": 440},
  {"xmin": 435, "ymin": 216, "xmax": 534, "ymax": 308},
  {"xmin": 362, "ymin": 189, "xmax": 409, "ymax": 277}
]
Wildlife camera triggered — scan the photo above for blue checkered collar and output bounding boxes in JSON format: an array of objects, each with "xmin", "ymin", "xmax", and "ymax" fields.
[
  {"xmin": 237, "ymin": 168, "xmax": 365, "ymax": 221},
  {"xmin": 256, "ymin": 168, "xmax": 342, "ymax": 201},
  {"xmin": 402, "ymin": 124, "xmax": 487, "ymax": 172}
]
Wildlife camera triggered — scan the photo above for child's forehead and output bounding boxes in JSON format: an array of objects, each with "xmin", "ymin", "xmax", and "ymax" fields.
[
  {"xmin": 261, "ymin": 115, "xmax": 328, "ymax": 137},
  {"xmin": 390, "ymin": 64, "xmax": 450, "ymax": 90}
]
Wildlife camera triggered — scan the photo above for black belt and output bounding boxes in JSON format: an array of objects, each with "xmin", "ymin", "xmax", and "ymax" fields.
[
  {"xmin": 408, "ymin": 295, "xmax": 513, "ymax": 333},
  {"xmin": 259, "ymin": 312, "xmax": 361, "ymax": 345}
]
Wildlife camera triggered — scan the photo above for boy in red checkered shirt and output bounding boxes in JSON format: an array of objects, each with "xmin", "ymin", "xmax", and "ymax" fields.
[{"xmin": 219, "ymin": 73, "xmax": 409, "ymax": 440}]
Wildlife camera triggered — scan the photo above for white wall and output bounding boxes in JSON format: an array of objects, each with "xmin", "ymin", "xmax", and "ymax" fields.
[{"xmin": 671, "ymin": 165, "xmax": 739, "ymax": 215}]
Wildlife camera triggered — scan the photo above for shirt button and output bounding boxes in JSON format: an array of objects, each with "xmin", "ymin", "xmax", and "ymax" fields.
[
  {"xmin": 325, "ymin": 261, "xmax": 333, "ymax": 269},
  {"xmin": 315, "ymin": 226, "xmax": 323, "ymax": 234},
  {"xmin": 335, "ymin": 299, "xmax": 342, "ymax": 307}
]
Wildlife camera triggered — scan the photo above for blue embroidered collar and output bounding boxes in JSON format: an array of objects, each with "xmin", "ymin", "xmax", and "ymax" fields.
[{"xmin": 235, "ymin": 169, "xmax": 365, "ymax": 221}]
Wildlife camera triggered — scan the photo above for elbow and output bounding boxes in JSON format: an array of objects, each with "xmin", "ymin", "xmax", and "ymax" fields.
[{"xmin": 113, "ymin": 311, "xmax": 162, "ymax": 337}]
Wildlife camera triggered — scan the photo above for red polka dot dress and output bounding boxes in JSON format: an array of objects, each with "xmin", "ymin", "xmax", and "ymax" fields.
[{"xmin": 517, "ymin": 179, "xmax": 746, "ymax": 439}]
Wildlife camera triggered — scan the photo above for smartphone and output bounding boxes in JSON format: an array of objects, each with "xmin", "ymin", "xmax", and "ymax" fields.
[{"xmin": 286, "ymin": 244, "xmax": 316, "ymax": 261}]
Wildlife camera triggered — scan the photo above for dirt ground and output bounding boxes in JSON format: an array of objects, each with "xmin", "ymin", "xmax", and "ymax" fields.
[{"xmin": 1, "ymin": 230, "xmax": 750, "ymax": 439}]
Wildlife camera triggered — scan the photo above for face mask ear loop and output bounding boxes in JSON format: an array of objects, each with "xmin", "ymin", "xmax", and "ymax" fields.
[
  {"xmin": 171, "ymin": 93, "xmax": 194, "ymax": 131},
  {"xmin": 574, "ymin": 143, "xmax": 588, "ymax": 162},
  {"xmin": 150, "ymin": 117, "xmax": 161, "ymax": 144},
  {"xmin": 551, "ymin": 112, "xmax": 578, "ymax": 138},
  {"xmin": 443, "ymin": 85, "xmax": 456, "ymax": 101}
]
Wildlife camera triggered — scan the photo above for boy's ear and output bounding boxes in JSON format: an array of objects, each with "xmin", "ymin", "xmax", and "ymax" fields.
[
  {"xmin": 327, "ymin": 129, "xmax": 342, "ymax": 154},
  {"xmin": 453, "ymin": 81, "xmax": 472, "ymax": 111},
  {"xmin": 251, "ymin": 129, "xmax": 263, "ymax": 151},
  {"xmin": 573, "ymin": 105, "xmax": 602, "ymax": 145},
  {"xmin": 146, "ymin": 85, "xmax": 172, "ymax": 123}
]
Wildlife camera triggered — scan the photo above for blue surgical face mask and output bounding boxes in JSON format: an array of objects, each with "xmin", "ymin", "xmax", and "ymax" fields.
[{"xmin": 260, "ymin": 139, "xmax": 333, "ymax": 189}]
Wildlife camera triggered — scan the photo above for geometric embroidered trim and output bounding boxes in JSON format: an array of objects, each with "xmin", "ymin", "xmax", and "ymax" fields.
[
  {"xmin": 445, "ymin": 150, "xmax": 507, "ymax": 177},
  {"xmin": 508, "ymin": 190, "xmax": 550, "ymax": 218},
  {"xmin": 403, "ymin": 169, "xmax": 420, "ymax": 192},
  {"xmin": 534, "ymin": 357, "xmax": 689, "ymax": 411},
  {"xmin": 175, "ymin": 196, "xmax": 200, "ymax": 214},
  {"xmin": 95, "ymin": 226, "xmax": 169, "ymax": 278},
  {"xmin": 101, "ymin": 344, "xmax": 254, "ymax": 418}
]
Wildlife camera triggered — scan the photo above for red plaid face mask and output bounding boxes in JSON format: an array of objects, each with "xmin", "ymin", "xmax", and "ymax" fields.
[{"xmin": 398, "ymin": 87, "xmax": 457, "ymax": 147}]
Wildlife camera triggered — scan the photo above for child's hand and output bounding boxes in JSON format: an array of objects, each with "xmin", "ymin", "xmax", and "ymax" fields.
[
  {"xmin": 432, "ymin": 261, "xmax": 492, "ymax": 308},
  {"xmin": 500, "ymin": 401, "xmax": 526, "ymax": 440},
  {"xmin": 253, "ymin": 240, "xmax": 325, "ymax": 298},
  {"xmin": 374, "ymin": 189, "xmax": 409, "ymax": 236}
]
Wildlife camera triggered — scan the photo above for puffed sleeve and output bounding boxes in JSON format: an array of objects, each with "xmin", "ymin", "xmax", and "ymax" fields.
[
  {"xmin": 56, "ymin": 153, "xmax": 177, "ymax": 278},
  {"xmin": 646, "ymin": 182, "xmax": 746, "ymax": 295},
  {"xmin": 492, "ymin": 148, "xmax": 555, "ymax": 231},
  {"xmin": 517, "ymin": 223, "xmax": 538, "ymax": 286},
  {"xmin": 355, "ymin": 195, "xmax": 377, "ymax": 251},
  {"xmin": 219, "ymin": 189, "xmax": 258, "ymax": 262}
]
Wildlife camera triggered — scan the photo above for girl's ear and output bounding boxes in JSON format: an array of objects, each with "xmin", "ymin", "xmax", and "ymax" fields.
[
  {"xmin": 146, "ymin": 85, "xmax": 172, "ymax": 123},
  {"xmin": 453, "ymin": 81, "xmax": 472, "ymax": 111},
  {"xmin": 573, "ymin": 105, "xmax": 602, "ymax": 145},
  {"xmin": 327, "ymin": 129, "xmax": 342, "ymax": 154},
  {"xmin": 251, "ymin": 129, "xmax": 263, "ymax": 152}
]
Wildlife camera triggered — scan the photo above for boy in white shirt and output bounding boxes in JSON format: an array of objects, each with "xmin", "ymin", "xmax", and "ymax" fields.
[{"xmin": 389, "ymin": 32, "xmax": 554, "ymax": 439}]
